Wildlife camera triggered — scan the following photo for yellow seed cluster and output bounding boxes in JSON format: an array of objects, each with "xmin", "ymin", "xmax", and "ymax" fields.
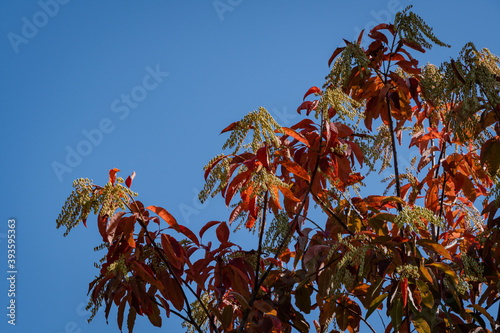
[
  {"xmin": 394, "ymin": 205, "xmax": 444, "ymax": 234},
  {"xmin": 56, "ymin": 177, "xmax": 137, "ymax": 236},
  {"xmin": 394, "ymin": 5, "xmax": 450, "ymax": 50},
  {"xmin": 86, "ymin": 275, "xmax": 104, "ymax": 323},
  {"xmin": 440, "ymin": 43, "xmax": 500, "ymax": 144},
  {"xmin": 396, "ymin": 264, "xmax": 419, "ymax": 280},
  {"xmin": 263, "ymin": 210, "xmax": 294, "ymax": 256},
  {"xmin": 107, "ymin": 254, "xmax": 129, "ymax": 281},
  {"xmin": 200, "ymin": 107, "xmax": 284, "ymax": 205},
  {"xmin": 321, "ymin": 85, "xmax": 363, "ymax": 121},
  {"xmin": 367, "ymin": 124, "xmax": 393, "ymax": 174},
  {"xmin": 461, "ymin": 254, "xmax": 486, "ymax": 283},
  {"xmin": 325, "ymin": 43, "xmax": 370, "ymax": 91},
  {"xmin": 182, "ymin": 292, "xmax": 214, "ymax": 333},
  {"xmin": 326, "ymin": 234, "xmax": 371, "ymax": 299},
  {"xmin": 222, "ymin": 107, "xmax": 282, "ymax": 154}
]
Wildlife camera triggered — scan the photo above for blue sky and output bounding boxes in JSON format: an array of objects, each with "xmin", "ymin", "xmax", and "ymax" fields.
[{"xmin": 1, "ymin": 1, "xmax": 500, "ymax": 332}]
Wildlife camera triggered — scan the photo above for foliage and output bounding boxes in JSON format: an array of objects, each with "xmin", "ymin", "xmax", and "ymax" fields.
[{"xmin": 57, "ymin": 7, "xmax": 500, "ymax": 333}]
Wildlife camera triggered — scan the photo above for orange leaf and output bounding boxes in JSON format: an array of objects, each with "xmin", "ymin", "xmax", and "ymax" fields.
[
  {"xmin": 269, "ymin": 184, "xmax": 282, "ymax": 210},
  {"xmin": 278, "ymin": 185, "xmax": 301, "ymax": 202},
  {"xmin": 109, "ymin": 168, "xmax": 120, "ymax": 185},
  {"xmin": 281, "ymin": 160, "xmax": 310, "ymax": 182},
  {"xmin": 303, "ymin": 86, "xmax": 322, "ymax": 100},
  {"xmin": 278, "ymin": 127, "xmax": 310, "ymax": 147},
  {"xmin": 147, "ymin": 205, "xmax": 179, "ymax": 232},
  {"xmin": 225, "ymin": 170, "xmax": 251, "ymax": 207}
]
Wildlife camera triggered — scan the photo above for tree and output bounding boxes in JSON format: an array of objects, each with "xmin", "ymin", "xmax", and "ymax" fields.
[{"xmin": 57, "ymin": 6, "xmax": 500, "ymax": 333}]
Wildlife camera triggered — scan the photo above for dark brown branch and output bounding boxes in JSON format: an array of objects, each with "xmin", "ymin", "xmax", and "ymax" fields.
[
  {"xmin": 254, "ymin": 191, "xmax": 269, "ymax": 292},
  {"xmin": 126, "ymin": 197, "xmax": 216, "ymax": 333},
  {"xmin": 236, "ymin": 112, "xmax": 327, "ymax": 333},
  {"xmin": 311, "ymin": 191, "xmax": 354, "ymax": 235}
]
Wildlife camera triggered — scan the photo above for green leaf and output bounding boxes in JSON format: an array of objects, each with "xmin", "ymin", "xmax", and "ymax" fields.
[
  {"xmin": 413, "ymin": 317, "xmax": 431, "ymax": 333},
  {"xmin": 366, "ymin": 293, "xmax": 388, "ymax": 319},
  {"xmin": 416, "ymin": 280, "xmax": 434, "ymax": 309},
  {"xmin": 390, "ymin": 296, "xmax": 403, "ymax": 331}
]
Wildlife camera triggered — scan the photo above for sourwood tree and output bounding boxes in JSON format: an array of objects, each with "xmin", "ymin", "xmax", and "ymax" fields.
[{"xmin": 57, "ymin": 6, "xmax": 500, "ymax": 333}]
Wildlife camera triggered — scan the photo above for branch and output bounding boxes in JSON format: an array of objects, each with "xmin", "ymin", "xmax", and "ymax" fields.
[
  {"xmin": 311, "ymin": 191, "xmax": 354, "ymax": 235},
  {"xmin": 126, "ymin": 197, "xmax": 217, "ymax": 333},
  {"xmin": 254, "ymin": 191, "xmax": 269, "ymax": 292},
  {"xmin": 236, "ymin": 112, "xmax": 327, "ymax": 332},
  {"xmin": 383, "ymin": 34, "xmax": 402, "ymax": 212}
]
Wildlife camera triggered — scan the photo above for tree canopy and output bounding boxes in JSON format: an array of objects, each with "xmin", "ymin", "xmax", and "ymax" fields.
[{"xmin": 57, "ymin": 6, "xmax": 500, "ymax": 333}]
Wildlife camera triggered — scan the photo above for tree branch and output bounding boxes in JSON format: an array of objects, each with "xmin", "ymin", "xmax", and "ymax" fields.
[
  {"xmin": 254, "ymin": 190, "xmax": 269, "ymax": 292},
  {"xmin": 236, "ymin": 112, "xmax": 327, "ymax": 332},
  {"xmin": 126, "ymin": 197, "xmax": 217, "ymax": 333}
]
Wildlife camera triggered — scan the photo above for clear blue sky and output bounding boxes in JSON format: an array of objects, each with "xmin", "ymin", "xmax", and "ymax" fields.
[{"xmin": 1, "ymin": 1, "xmax": 499, "ymax": 332}]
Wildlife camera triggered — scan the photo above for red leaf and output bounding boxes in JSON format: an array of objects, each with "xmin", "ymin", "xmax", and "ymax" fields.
[
  {"xmin": 98, "ymin": 212, "xmax": 109, "ymax": 243},
  {"xmin": 269, "ymin": 184, "xmax": 282, "ymax": 210},
  {"xmin": 396, "ymin": 60, "xmax": 421, "ymax": 75},
  {"xmin": 348, "ymin": 141, "xmax": 364, "ymax": 167},
  {"xmin": 125, "ymin": 171, "xmax": 136, "ymax": 188},
  {"xmin": 216, "ymin": 221, "xmax": 230, "ymax": 244},
  {"xmin": 356, "ymin": 29, "xmax": 364, "ymax": 45},
  {"xmin": 199, "ymin": 221, "xmax": 221, "ymax": 238},
  {"xmin": 371, "ymin": 23, "xmax": 395, "ymax": 35},
  {"xmin": 245, "ymin": 215, "xmax": 256, "ymax": 229},
  {"xmin": 303, "ymin": 86, "xmax": 322, "ymax": 100},
  {"xmin": 147, "ymin": 205, "xmax": 179, "ymax": 232},
  {"xmin": 220, "ymin": 121, "xmax": 239, "ymax": 134},
  {"xmin": 401, "ymin": 38, "xmax": 425, "ymax": 53},
  {"xmin": 109, "ymin": 168, "xmax": 120, "ymax": 185},
  {"xmin": 256, "ymin": 145, "xmax": 269, "ymax": 168},
  {"xmin": 278, "ymin": 185, "xmax": 301, "ymax": 202},
  {"xmin": 161, "ymin": 234, "xmax": 183, "ymax": 270},
  {"xmin": 229, "ymin": 204, "xmax": 243, "ymax": 225},
  {"xmin": 297, "ymin": 100, "xmax": 319, "ymax": 116},
  {"xmin": 178, "ymin": 225, "xmax": 199, "ymax": 246},
  {"xmin": 225, "ymin": 170, "xmax": 251, "ymax": 207},
  {"xmin": 106, "ymin": 211, "xmax": 127, "ymax": 243},
  {"xmin": 278, "ymin": 127, "xmax": 310, "ymax": 147},
  {"xmin": 281, "ymin": 160, "xmax": 311, "ymax": 182},
  {"xmin": 368, "ymin": 30, "xmax": 388, "ymax": 45},
  {"xmin": 425, "ymin": 184, "xmax": 440, "ymax": 212},
  {"xmin": 328, "ymin": 47, "xmax": 345, "ymax": 67},
  {"xmin": 402, "ymin": 278, "xmax": 408, "ymax": 307}
]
